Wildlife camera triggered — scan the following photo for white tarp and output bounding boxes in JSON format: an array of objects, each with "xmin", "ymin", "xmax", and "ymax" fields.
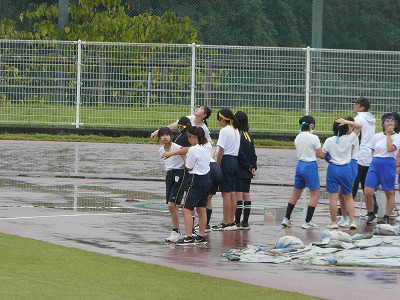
[{"xmin": 223, "ymin": 224, "xmax": 400, "ymax": 267}]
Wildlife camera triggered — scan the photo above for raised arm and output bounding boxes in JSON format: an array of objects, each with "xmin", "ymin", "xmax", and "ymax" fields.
[{"xmin": 150, "ymin": 120, "xmax": 179, "ymax": 139}]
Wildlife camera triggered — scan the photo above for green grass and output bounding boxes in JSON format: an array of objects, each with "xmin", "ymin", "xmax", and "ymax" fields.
[
  {"xmin": 0, "ymin": 233, "xmax": 320, "ymax": 299},
  {"xmin": 0, "ymin": 103, "xmax": 354, "ymax": 135}
]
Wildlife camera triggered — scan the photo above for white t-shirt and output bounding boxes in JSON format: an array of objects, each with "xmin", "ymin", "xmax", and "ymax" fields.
[
  {"xmin": 351, "ymin": 135, "xmax": 359, "ymax": 160},
  {"xmin": 294, "ymin": 132, "xmax": 321, "ymax": 162},
  {"xmin": 216, "ymin": 125, "xmax": 240, "ymax": 156},
  {"xmin": 186, "ymin": 143, "xmax": 212, "ymax": 175},
  {"xmin": 159, "ymin": 142, "xmax": 184, "ymax": 171},
  {"xmin": 323, "ymin": 132, "xmax": 358, "ymax": 165},
  {"xmin": 185, "ymin": 115, "xmax": 212, "ymax": 144},
  {"xmin": 370, "ymin": 132, "xmax": 400, "ymax": 158},
  {"xmin": 355, "ymin": 112, "xmax": 376, "ymax": 166}
]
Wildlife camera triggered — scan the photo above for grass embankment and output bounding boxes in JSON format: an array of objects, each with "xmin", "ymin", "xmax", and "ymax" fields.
[{"xmin": 0, "ymin": 233, "xmax": 320, "ymax": 299}]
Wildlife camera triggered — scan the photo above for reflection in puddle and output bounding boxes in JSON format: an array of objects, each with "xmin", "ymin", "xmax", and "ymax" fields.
[{"xmin": 0, "ymin": 177, "xmax": 165, "ymax": 213}]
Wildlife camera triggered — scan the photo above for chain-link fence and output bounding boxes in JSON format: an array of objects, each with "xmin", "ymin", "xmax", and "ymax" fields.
[{"xmin": 1, "ymin": 39, "xmax": 400, "ymax": 135}]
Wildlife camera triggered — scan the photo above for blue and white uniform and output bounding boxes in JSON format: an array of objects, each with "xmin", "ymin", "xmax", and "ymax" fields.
[
  {"xmin": 293, "ymin": 131, "xmax": 321, "ymax": 191},
  {"xmin": 365, "ymin": 132, "xmax": 400, "ymax": 191},
  {"xmin": 323, "ymin": 132, "xmax": 358, "ymax": 194}
]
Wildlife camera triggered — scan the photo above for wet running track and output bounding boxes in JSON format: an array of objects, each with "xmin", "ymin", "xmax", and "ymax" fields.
[{"xmin": 0, "ymin": 141, "xmax": 399, "ymax": 299}]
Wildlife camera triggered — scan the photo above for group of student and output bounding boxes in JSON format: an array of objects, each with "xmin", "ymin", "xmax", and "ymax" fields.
[
  {"xmin": 151, "ymin": 106, "xmax": 257, "ymax": 246},
  {"xmin": 282, "ymin": 96, "xmax": 400, "ymax": 230}
]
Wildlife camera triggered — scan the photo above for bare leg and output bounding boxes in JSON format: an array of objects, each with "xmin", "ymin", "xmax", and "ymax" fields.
[
  {"xmin": 338, "ymin": 186, "xmax": 348, "ymax": 218},
  {"xmin": 364, "ymin": 186, "xmax": 375, "ymax": 212},
  {"xmin": 222, "ymin": 191, "xmax": 231, "ymax": 224},
  {"xmin": 343, "ymin": 193, "xmax": 355, "ymax": 223},
  {"xmin": 329, "ymin": 193, "xmax": 338, "ymax": 222},
  {"xmin": 196, "ymin": 207, "xmax": 207, "ymax": 236},
  {"xmin": 168, "ymin": 202, "xmax": 179, "ymax": 230},
  {"xmin": 308, "ymin": 189, "xmax": 320, "ymax": 207},
  {"xmin": 182, "ymin": 208, "xmax": 193, "ymax": 237},
  {"xmin": 230, "ymin": 191, "xmax": 237, "ymax": 224},
  {"xmin": 384, "ymin": 190, "xmax": 395, "ymax": 217},
  {"xmin": 289, "ymin": 188, "xmax": 303, "ymax": 205}
]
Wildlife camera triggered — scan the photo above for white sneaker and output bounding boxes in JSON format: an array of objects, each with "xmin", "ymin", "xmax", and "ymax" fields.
[
  {"xmin": 281, "ymin": 217, "xmax": 292, "ymax": 228},
  {"xmin": 301, "ymin": 221, "xmax": 319, "ymax": 229},
  {"xmin": 338, "ymin": 218, "xmax": 350, "ymax": 227},
  {"xmin": 349, "ymin": 222, "xmax": 358, "ymax": 229},
  {"xmin": 165, "ymin": 231, "xmax": 181, "ymax": 243},
  {"xmin": 326, "ymin": 222, "xmax": 339, "ymax": 229},
  {"xmin": 224, "ymin": 223, "xmax": 238, "ymax": 231}
]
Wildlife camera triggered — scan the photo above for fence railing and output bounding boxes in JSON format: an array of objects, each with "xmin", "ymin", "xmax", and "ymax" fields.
[{"xmin": 1, "ymin": 39, "xmax": 400, "ymax": 135}]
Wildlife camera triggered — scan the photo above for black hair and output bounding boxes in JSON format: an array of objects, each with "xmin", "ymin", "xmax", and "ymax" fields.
[
  {"xmin": 157, "ymin": 127, "xmax": 172, "ymax": 139},
  {"xmin": 217, "ymin": 108, "xmax": 239, "ymax": 129},
  {"xmin": 199, "ymin": 105, "xmax": 212, "ymax": 126},
  {"xmin": 177, "ymin": 116, "xmax": 192, "ymax": 131},
  {"xmin": 235, "ymin": 111, "xmax": 249, "ymax": 132},
  {"xmin": 187, "ymin": 126, "xmax": 207, "ymax": 145},
  {"xmin": 298, "ymin": 115, "xmax": 315, "ymax": 132},
  {"xmin": 333, "ymin": 118, "xmax": 349, "ymax": 137},
  {"xmin": 391, "ymin": 112, "xmax": 400, "ymax": 133}
]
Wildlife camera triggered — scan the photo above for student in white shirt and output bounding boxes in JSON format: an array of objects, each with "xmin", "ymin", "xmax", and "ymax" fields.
[
  {"xmin": 322, "ymin": 118, "xmax": 362, "ymax": 229},
  {"xmin": 176, "ymin": 126, "xmax": 211, "ymax": 246},
  {"xmin": 281, "ymin": 115, "xmax": 324, "ymax": 229},
  {"xmin": 364, "ymin": 113, "xmax": 400, "ymax": 225}
]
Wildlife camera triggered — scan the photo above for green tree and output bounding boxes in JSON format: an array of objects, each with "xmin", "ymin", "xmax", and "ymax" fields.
[{"xmin": 0, "ymin": 0, "xmax": 198, "ymax": 43}]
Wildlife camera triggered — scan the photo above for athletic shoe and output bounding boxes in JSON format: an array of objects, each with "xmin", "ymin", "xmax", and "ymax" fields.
[
  {"xmin": 366, "ymin": 213, "xmax": 376, "ymax": 225},
  {"xmin": 281, "ymin": 217, "xmax": 292, "ymax": 228},
  {"xmin": 349, "ymin": 222, "xmax": 358, "ymax": 229},
  {"xmin": 338, "ymin": 218, "xmax": 350, "ymax": 227},
  {"xmin": 165, "ymin": 231, "xmax": 181, "ymax": 243},
  {"xmin": 326, "ymin": 222, "xmax": 339, "ymax": 229},
  {"xmin": 224, "ymin": 223, "xmax": 238, "ymax": 231},
  {"xmin": 205, "ymin": 224, "xmax": 211, "ymax": 233},
  {"xmin": 211, "ymin": 223, "xmax": 229, "ymax": 231},
  {"xmin": 194, "ymin": 235, "xmax": 207, "ymax": 245},
  {"xmin": 301, "ymin": 221, "xmax": 319, "ymax": 229},
  {"xmin": 176, "ymin": 236, "xmax": 196, "ymax": 246},
  {"xmin": 240, "ymin": 223, "xmax": 251, "ymax": 230},
  {"xmin": 377, "ymin": 215, "xmax": 390, "ymax": 225}
]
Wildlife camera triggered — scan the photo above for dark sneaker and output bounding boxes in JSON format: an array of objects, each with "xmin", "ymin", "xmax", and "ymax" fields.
[
  {"xmin": 211, "ymin": 223, "xmax": 229, "ymax": 231},
  {"xmin": 205, "ymin": 224, "xmax": 211, "ymax": 233},
  {"xmin": 377, "ymin": 215, "xmax": 390, "ymax": 225},
  {"xmin": 195, "ymin": 235, "xmax": 207, "ymax": 245},
  {"xmin": 176, "ymin": 236, "xmax": 195, "ymax": 246},
  {"xmin": 240, "ymin": 223, "xmax": 251, "ymax": 230},
  {"xmin": 366, "ymin": 213, "xmax": 376, "ymax": 225}
]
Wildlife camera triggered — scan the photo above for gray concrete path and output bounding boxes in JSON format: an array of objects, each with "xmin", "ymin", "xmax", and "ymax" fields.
[{"xmin": 0, "ymin": 141, "xmax": 399, "ymax": 299}]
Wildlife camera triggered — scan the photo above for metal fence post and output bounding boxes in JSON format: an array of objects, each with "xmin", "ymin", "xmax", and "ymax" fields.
[
  {"xmin": 305, "ymin": 46, "xmax": 311, "ymax": 115},
  {"xmin": 190, "ymin": 43, "xmax": 196, "ymax": 115},
  {"xmin": 147, "ymin": 70, "xmax": 151, "ymax": 108},
  {"xmin": 75, "ymin": 40, "xmax": 82, "ymax": 128}
]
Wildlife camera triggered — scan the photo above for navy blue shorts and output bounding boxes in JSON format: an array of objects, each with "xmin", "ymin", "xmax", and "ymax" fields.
[
  {"xmin": 236, "ymin": 178, "xmax": 251, "ymax": 193},
  {"xmin": 165, "ymin": 169, "xmax": 186, "ymax": 205},
  {"xmin": 219, "ymin": 155, "xmax": 239, "ymax": 193},
  {"xmin": 182, "ymin": 173, "xmax": 209, "ymax": 210},
  {"xmin": 209, "ymin": 161, "xmax": 222, "ymax": 195}
]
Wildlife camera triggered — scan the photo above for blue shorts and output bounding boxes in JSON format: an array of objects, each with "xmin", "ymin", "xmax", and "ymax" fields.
[
  {"xmin": 365, "ymin": 157, "xmax": 396, "ymax": 191},
  {"xmin": 236, "ymin": 178, "xmax": 251, "ymax": 193},
  {"xmin": 182, "ymin": 173, "xmax": 209, "ymax": 210},
  {"xmin": 165, "ymin": 169, "xmax": 186, "ymax": 205},
  {"xmin": 209, "ymin": 161, "xmax": 222, "ymax": 195},
  {"xmin": 326, "ymin": 163, "xmax": 353, "ymax": 195},
  {"xmin": 293, "ymin": 161, "xmax": 320, "ymax": 191},
  {"xmin": 219, "ymin": 155, "xmax": 239, "ymax": 193}
]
